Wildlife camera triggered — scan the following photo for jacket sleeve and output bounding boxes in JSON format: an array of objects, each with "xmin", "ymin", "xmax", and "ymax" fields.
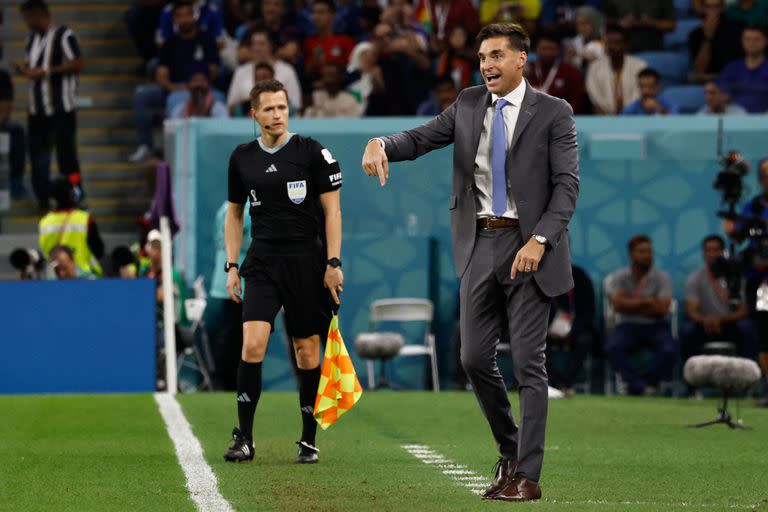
[
  {"xmin": 379, "ymin": 90, "xmax": 462, "ymax": 162},
  {"xmin": 533, "ymin": 100, "xmax": 579, "ymax": 249}
]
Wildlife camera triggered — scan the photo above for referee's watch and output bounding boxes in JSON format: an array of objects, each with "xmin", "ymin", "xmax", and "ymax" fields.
[
  {"xmin": 327, "ymin": 257, "xmax": 342, "ymax": 269},
  {"xmin": 224, "ymin": 261, "xmax": 239, "ymax": 272}
]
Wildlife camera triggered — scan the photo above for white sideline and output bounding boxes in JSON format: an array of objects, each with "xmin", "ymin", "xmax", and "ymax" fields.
[
  {"xmin": 400, "ymin": 444, "xmax": 760, "ymax": 509},
  {"xmin": 155, "ymin": 393, "xmax": 235, "ymax": 512}
]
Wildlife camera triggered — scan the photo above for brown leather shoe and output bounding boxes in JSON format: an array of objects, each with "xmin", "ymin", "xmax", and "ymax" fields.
[
  {"xmin": 493, "ymin": 474, "xmax": 542, "ymax": 502},
  {"xmin": 480, "ymin": 457, "xmax": 518, "ymax": 499}
]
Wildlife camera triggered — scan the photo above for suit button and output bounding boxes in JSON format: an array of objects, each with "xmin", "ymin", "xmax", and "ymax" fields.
[{"xmin": 466, "ymin": 185, "xmax": 472, "ymax": 191}]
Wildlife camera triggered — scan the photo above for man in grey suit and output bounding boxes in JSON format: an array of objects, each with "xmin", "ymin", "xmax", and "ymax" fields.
[{"xmin": 361, "ymin": 23, "xmax": 579, "ymax": 502}]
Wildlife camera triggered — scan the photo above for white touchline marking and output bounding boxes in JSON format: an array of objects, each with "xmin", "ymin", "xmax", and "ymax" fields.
[
  {"xmin": 400, "ymin": 444, "xmax": 760, "ymax": 509},
  {"xmin": 155, "ymin": 393, "xmax": 235, "ymax": 512}
]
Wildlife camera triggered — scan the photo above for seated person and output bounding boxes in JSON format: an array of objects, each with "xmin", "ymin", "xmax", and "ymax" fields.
[
  {"xmin": 527, "ymin": 32, "xmax": 585, "ymax": 114},
  {"xmin": 682, "ymin": 235, "xmax": 756, "ymax": 367},
  {"xmin": 156, "ymin": 0, "xmax": 225, "ymax": 48},
  {"xmin": 621, "ymin": 68, "xmax": 678, "ymax": 115},
  {"xmin": 416, "ymin": 75, "xmax": 459, "ymax": 116},
  {"xmin": 605, "ymin": 235, "xmax": 676, "ymax": 395},
  {"xmin": 688, "ymin": 0, "xmax": 744, "ymax": 82},
  {"xmin": 546, "ymin": 264, "xmax": 599, "ymax": 396},
  {"xmin": 697, "ymin": 80, "xmax": 748, "ymax": 114},
  {"xmin": 48, "ymin": 245, "xmax": 95, "ymax": 280},
  {"xmin": 602, "ymin": 0, "xmax": 676, "ymax": 52},
  {"xmin": 304, "ymin": 63, "xmax": 362, "ymax": 118},
  {"xmin": 169, "ymin": 71, "xmax": 229, "ymax": 119},
  {"xmin": 716, "ymin": 25, "xmax": 768, "ymax": 113}
]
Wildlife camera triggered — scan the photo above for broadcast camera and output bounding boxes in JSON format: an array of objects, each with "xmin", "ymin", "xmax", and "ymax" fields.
[{"xmin": 9, "ymin": 248, "xmax": 46, "ymax": 280}]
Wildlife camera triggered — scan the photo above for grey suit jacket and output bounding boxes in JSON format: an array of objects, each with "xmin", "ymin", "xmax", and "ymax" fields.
[{"xmin": 380, "ymin": 80, "xmax": 579, "ymax": 297}]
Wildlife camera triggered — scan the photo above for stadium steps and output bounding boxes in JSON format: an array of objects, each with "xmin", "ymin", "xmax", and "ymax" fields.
[{"xmin": 1, "ymin": 1, "xmax": 147, "ymax": 240}]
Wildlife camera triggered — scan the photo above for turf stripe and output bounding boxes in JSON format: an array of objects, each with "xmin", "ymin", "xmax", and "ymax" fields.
[{"xmin": 155, "ymin": 393, "xmax": 235, "ymax": 512}]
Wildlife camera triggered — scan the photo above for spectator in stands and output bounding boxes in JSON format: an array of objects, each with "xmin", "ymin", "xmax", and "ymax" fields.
[
  {"xmin": 223, "ymin": 0, "xmax": 261, "ymax": 37},
  {"xmin": 416, "ymin": 74, "xmax": 459, "ymax": 116},
  {"xmin": 682, "ymin": 235, "xmax": 755, "ymax": 372},
  {"xmin": 546, "ymin": 264, "xmax": 598, "ymax": 396},
  {"xmin": 140, "ymin": 229, "xmax": 188, "ymax": 328},
  {"xmin": 435, "ymin": 26, "xmax": 475, "ymax": 90},
  {"xmin": 228, "ymin": 28, "xmax": 302, "ymax": 114},
  {"xmin": 381, "ymin": 0, "xmax": 429, "ymax": 49},
  {"xmin": 603, "ymin": 0, "xmax": 676, "ymax": 53},
  {"xmin": 236, "ymin": 0, "xmax": 302, "ymax": 65},
  {"xmin": 585, "ymin": 25, "xmax": 647, "ymax": 114},
  {"xmin": 16, "ymin": 0, "xmax": 85, "ymax": 212},
  {"xmin": 169, "ymin": 72, "xmax": 229, "ymax": 119},
  {"xmin": 688, "ymin": 0, "xmax": 744, "ymax": 82},
  {"xmin": 539, "ymin": 0, "xmax": 603, "ymax": 39},
  {"xmin": 49, "ymin": 245, "xmax": 95, "ymax": 280},
  {"xmin": 565, "ymin": 6, "xmax": 606, "ymax": 73},
  {"xmin": 605, "ymin": 235, "xmax": 676, "ymax": 396},
  {"xmin": 621, "ymin": 67, "xmax": 678, "ymax": 115},
  {"xmin": 527, "ymin": 32, "xmax": 586, "ymax": 114},
  {"xmin": 357, "ymin": 4, "xmax": 383, "ymax": 41},
  {"xmin": 303, "ymin": 0, "xmax": 356, "ymax": 84},
  {"xmin": 333, "ymin": 0, "xmax": 362, "ymax": 38},
  {"xmin": 0, "ymin": 67, "xmax": 27, "ymax": 200},
  {"xmin": 156, "ymin": 0, "xmax": 225, "ymax": 48},
  {"xmin": 304, "ymin": 63, "xmax": 362, "ymax": 117},
  {"xmin": 130, "ymin": 0, "xmax": 220, "ymax": 163},
  {"xmin": 725, "ymin": 0, "xmax": 768, "ymax": 28},
  {"xmin": 716, "ymin": 25, "xmax": 768, "ymax": 113},
  {"xmin": 697, "ymin": 80, "xmax": 748, "ymax": 114},
  {"xmin": 110, "ymin": 246, "xmax": 139, "ymax": 278},
  {"xmin": 365, "ymin": 22, "xmax": 431, "ymax": 115},
  {"xmin": 415, "ymin": 0, "xmax": 480, "ymax": 52},
  {"xmin": 39, "ymin": 176, "xmax": 104, "ymax": 277},
  {"xmin": 347, "ymin": 42, "xmax": 376, "ymax": 111},
  {"xmin": 124, "ymin": 0, "xmax": 167, "ymax": 67}
]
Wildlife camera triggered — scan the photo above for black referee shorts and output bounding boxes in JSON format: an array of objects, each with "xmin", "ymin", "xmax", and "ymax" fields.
[{"xmin": 241, "ymin": 241, "xmax": 332, "ymax": 339}]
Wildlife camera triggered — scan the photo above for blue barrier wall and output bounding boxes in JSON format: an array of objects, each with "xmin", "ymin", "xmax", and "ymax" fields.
[
  {"xmin": 169, "ymin": 115, "xmax": 768, "ymax": 389},
  {"xmin": 0, "ymin": 279, "xmax": 157, "ymax": 394}
]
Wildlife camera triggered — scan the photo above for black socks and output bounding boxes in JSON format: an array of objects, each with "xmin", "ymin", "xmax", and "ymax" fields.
[
  {"xmin": 236, "ymin": 360, "xmax": 262, "ymax": 441},
  {"xmin": 297, "ymin": 366, "xmax": 321, "ymax": 446}
]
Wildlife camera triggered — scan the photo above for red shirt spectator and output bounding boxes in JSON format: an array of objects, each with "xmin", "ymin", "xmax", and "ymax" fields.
[
  {"xmin": 527, "ymin": 33, "xmax": 585, "ymax": 114},
  {"xmin": 303, "ymin": 0, "xmax": 355, "ymax": 79},
  {"xmin": 414, "ymin": 0, "xmax": 480, "ymax": 51}
]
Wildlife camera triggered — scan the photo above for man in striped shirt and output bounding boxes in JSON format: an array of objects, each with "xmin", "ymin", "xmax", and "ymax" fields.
[{"xmin": 14, "ymin": 0, "xmax": 84, "ymax": 212}]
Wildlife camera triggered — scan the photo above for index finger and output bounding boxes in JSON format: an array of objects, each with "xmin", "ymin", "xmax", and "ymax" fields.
[
  {"xmin": 376, "ymin": 159, "xmax": 387, "ymax": 187},
  {"xmin": 330, "ymin": 287, "xmax": 340, "ymax": 305},
  {"xmin": 510, "ymin": 253, "xmax": 520, "ymax": 280}
]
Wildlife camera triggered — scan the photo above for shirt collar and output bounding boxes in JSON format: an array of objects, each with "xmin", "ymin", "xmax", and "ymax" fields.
[{"xmin": 491, "ymin": 79, "xmax": 526, "ymax": 108}]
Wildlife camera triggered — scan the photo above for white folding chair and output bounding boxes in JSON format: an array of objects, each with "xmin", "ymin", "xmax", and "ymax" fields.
[{"xmin": 366, "ymin": 298, "xmax": 440, "ymax": 391}]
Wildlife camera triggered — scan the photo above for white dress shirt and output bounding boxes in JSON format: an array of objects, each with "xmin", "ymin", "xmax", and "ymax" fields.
[{"xmin": 474, "ymin": 79, "xmax": 526, "ymax": 219}]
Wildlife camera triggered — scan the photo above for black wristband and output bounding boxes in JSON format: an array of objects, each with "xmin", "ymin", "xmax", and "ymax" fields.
[
  {"xmin": 327, "ymin": 257, "xmax": 342, "ymax": 269},
  {"xmin": 224, "ymin": 261, "xmax": 239, "ymax": 272}
]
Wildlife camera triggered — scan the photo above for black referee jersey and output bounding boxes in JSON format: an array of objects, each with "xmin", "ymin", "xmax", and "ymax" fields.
[
  {"xmin": 24, "ymin": 25, "xmax": 81, "ymax": 116},
  {"xmin": 227, "ymin": 133, "xmax": 342, "ymax": 246}
]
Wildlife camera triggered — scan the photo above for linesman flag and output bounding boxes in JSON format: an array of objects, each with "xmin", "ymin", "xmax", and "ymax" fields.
[{"xmin": 313, "ymin": 314, "xmax": 363, "ymax": 430}]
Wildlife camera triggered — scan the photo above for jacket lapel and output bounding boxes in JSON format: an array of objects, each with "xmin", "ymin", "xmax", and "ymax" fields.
[
  {"xmin": 509, "ymin": 80, "xmax": 539, "ymax": 154},
  {"xmin": 471, "ymin": 89, "xmax": 491, "ymax": 160}
]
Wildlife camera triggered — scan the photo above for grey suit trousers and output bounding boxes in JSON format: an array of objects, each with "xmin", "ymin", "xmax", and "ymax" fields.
[{"xmin": 459, "ymin": 226, "xmax": 550, "ymax": 483}]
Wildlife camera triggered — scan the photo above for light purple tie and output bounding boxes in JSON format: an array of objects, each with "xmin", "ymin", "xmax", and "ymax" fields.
[{"xmin": 491, "ymin": 98, "xmax": 509, "ymax": 217}]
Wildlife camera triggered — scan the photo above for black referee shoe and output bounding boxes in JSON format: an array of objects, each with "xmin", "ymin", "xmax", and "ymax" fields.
[
  {"xmin": 224, "ymin": 427, "xmax": 254, "ymax": 462},
  {"xmin": 295, "ymin": 441, "xmax": 319, "ymax": 464}
]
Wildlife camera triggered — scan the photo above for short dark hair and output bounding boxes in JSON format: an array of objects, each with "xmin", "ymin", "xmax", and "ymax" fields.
[
  {"xmin": 702, "ymin": 234, "xmax": 725, "ymax": 250},
  {"xmin": 172, "ymin": 0, "xmax": 194, "ymax": 13},
  {"xmin": 605, "ymin": 24, "xmax": 626, "ymax": 38},
  {"xmin": 254, "ymin": 62, "xmax": 275, "ymax": 78},
  {"xmin": 638, "ymin": 67, "xmax": 660, "ymax": 82},
  {"xmin": 628, "ymin": 234, "xmax": 651, "ymax": 252},
  {"xmin": 743, "ymin": 25, "xmax": 768, "ymax": 37},
  {"xmin": 20, "ymin": 0, "xmax": 48, "ymax": 14},
  {"xmin": 50, "ymin": 176, "xmax": 74, "ymax": 208},
  {"xmin": 50, "ymin": 244, "xmax": 74, "ymax": 261},
  {"xmin": 535, "ymin": 32, "xmax": 561, "ymax": 47},
  {"xmin": 250, "ymin": 79, "xmax": 287, "ymax": 108},
  {"xmin": 433, "ymin": 74, "xmax": 456, "ymax": 89},
  {"xmin": 313, "ymin": 0, "xmax": 336, "ymax": 12},
  {"xmin": 477, "ymin": 23, "xmax": 530, "ymax": 54}
]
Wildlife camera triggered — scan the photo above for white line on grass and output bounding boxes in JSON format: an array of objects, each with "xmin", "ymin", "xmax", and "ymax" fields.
[
  {"xmin": 400, "ymin": 444, "xmax": 761, "ymax": 509},
  {"xmin": 155, "ymin": 393, "xmax": 235, "ymax": 512}
]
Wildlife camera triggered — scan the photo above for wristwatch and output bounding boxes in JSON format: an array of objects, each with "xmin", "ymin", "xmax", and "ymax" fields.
[
  {"xmin": 327, "ymin": 257, "xmax": 342, "ymax": 269},
  {"xmin": 224, "ymin": 261, "xmax": 239, "ymax": 272},
  {"xmin": 532, "ymin": 235, "xmax": 548, "ymax": 246}
]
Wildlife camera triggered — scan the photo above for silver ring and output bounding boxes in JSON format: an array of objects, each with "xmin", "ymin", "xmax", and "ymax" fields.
[{"xmin": 525, "ymin": 266, "xmax": 532, "ymax": 272}]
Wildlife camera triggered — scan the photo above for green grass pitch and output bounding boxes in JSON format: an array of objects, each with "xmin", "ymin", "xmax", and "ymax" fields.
[{"xmin": 1, "ymin": 392, "xmax": 767, "ymax": 511}]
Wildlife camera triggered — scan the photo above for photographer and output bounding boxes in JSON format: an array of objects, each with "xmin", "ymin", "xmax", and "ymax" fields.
[
  {"xmin": 723, "ymin": 157, "xmax": 768, "ymax": 407},
  {"xmin": 682, "ymin": 236, "xmax": 756, "ymax": 385}
]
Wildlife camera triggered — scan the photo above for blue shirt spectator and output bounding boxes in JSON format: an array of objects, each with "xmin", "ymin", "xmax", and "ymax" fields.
[
  {"xmin": 158, "ymin": 27, "xmax": 220, "ymax": 84},
  {"xmin": 156, "ymin": 0, "xmax": 225, "ymax": 47},
  {"xmin": 621, "ymin": 67, "xmax": 679, "ymax": 115},
  {"xmin": 716, "ymin": 26, "xmax": 768, "ymax": 113}
]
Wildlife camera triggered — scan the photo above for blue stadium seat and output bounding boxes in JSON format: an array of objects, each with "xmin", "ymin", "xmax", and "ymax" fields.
[
  {"xmin": 165, "ymin": 89, "xmax": 226, "ymax": 118},
  {"xmin": 660, "ymin": 85, "xmax": 706, "ymax": 114},
  {"xmin": 664, "ymin": 18, "xmax": 701, "ymax": 51},
  {"xmin": 634, "ymin": 51, "xmax": 690, "ymax": 87}
]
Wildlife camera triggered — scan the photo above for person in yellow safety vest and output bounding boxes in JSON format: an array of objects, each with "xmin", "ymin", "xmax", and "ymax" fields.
[{"xmin": 38, "ymin": 176, "xmax": 104, "ymax": 276}]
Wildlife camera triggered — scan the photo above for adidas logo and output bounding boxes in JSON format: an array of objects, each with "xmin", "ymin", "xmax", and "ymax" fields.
[
  {"xmin": 237, "ymin": 393, "xmax": 251, "ymax": 403},
  {"xmin": 300, "ymin": 405, "xmax": 314, "ymax": 415},
  {"xmin": 265, "ymin": 164, "xmax": 278, "ymax": 173}
]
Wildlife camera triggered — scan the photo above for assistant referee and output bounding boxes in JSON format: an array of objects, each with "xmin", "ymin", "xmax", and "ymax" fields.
[{"xmin": 223, "ymin": 79, "xmax": 343, "ymax": 464}]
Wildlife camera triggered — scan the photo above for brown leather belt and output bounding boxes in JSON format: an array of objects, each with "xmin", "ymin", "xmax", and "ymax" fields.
[{"xmin": 477, "ymin": 217, "xmax": 519, "ymax": 230}]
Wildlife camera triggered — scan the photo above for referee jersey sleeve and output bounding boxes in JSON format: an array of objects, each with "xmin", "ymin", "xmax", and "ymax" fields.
[
  {"xmin": 309, "ymin": 139, "xmax": 342, "ymax": 194},
  {"xmin": 227, "ymin": 150, "xmax": 247, "ymax": 204}
]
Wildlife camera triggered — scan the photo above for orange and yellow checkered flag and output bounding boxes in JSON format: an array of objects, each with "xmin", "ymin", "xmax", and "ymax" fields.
[{"xmin": 313, "ymin": 314, "xmax": 363, "ymax": 430}]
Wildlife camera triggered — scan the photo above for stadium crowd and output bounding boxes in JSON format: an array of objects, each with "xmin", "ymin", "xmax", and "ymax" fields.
[{"xmin": 3, "ymin": 0, "xmax": 768, "ymax": 399}]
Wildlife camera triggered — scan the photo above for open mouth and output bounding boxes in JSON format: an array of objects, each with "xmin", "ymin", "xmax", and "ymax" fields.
[{"xmin": 485, "ymin": 74, "xmax": 501, "ymax": 86}]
